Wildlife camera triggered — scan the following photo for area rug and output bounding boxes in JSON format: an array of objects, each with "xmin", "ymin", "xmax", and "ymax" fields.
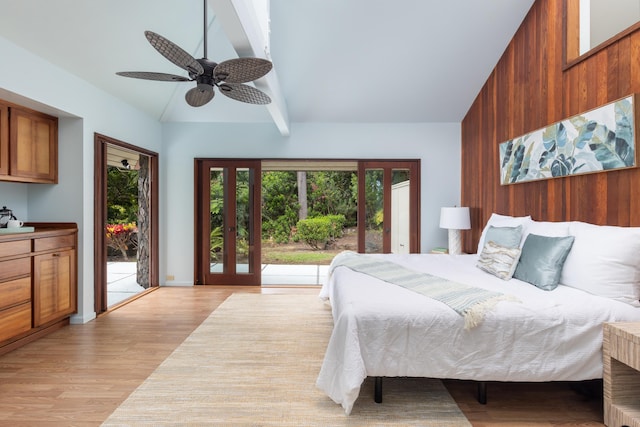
[{"xmin": 102, "ymin": 293, "xmax": 471, "ymax": 426}]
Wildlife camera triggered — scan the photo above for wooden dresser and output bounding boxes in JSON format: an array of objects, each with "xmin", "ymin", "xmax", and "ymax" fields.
[{"xmin": 0, "ymin": 224, "xmax": 77, "ymax": 355}]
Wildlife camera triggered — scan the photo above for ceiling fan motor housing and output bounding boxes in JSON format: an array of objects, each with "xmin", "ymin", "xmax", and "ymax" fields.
[{"xmin": 194, "ymin": 58, "xmax": 216, "ymax": 91}]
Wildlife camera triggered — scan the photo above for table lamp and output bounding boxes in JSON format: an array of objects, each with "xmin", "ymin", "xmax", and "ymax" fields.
[{"xmin": 439, "ymin": 207, "xmax": 471, "ymax": 255}]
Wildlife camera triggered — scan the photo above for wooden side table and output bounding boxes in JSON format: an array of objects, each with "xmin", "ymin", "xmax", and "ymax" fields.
[{"xmin": 603, "ymin": 322, "xmax": 640, "ymax": 427}]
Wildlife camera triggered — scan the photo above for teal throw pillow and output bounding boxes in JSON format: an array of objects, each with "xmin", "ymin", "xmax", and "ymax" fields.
[
  {"xmin": 514, "ymin": 234, "xmax": 575, "ymax": 291},
  {"xmin": 484, "ymin": 225, "xmax": 523, "ymax": 249}
]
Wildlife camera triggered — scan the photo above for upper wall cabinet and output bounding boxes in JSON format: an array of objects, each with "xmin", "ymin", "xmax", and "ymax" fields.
[
  {"xmin": 0, "ymin": 100, "xmax": 58, "ymax": 184},
  {"xmin": 0, "ymin": 103, "xmax": 8, "ymax": 176},
  {"xmin": 9, "ymin": 107, "xmax": 58, "ymax": 183}
]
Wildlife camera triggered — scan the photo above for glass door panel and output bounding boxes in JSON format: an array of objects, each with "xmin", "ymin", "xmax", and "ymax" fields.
[
  {"xmin": 358, "ymin": 161, "xmax": 419, "ymax": 254},
  {"xmin": 209, "ymin": 168, "xmax": 225, "ymax": 274},
  {"xmin": 364, "ymin": 169, "xmax": 384, "ymax": 253},
  {"xmin": 197, "ymin": 160, "xmax": 261, "ymax": 285},
  {"xmin": 235, "ymin": 168, "xmax": 254, "ymax": 274}
]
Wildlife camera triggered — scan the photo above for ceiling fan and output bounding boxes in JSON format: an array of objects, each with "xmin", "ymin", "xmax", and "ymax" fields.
[{"xmin": 116, "ymin": 0, "xmax": 272, "ymax": 107}]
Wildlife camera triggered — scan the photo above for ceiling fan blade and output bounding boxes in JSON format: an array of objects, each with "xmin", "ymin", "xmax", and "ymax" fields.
[
  {"xmin": 214, "ymin": 58, "xmax": 273, "ymax": 83},
  {"xmin": 116, "ymin": 71, "xmax": 191, "ymax": 82},
  {"xmin": 145, "ymin": 31, "xmax": 204, "ymax": 76},
  {"xmin": 218, "ymin": 83, "xmax": 271, "ymax": 105},
  {"xmin": 185, "ymin": 86, "xmax": 215, "ymax": 107}
]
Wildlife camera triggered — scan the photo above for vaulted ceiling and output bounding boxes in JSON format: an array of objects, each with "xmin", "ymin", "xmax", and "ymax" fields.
[{"xmin": 0, "ymin": 0, "xmax": 534, "ymax": 135}]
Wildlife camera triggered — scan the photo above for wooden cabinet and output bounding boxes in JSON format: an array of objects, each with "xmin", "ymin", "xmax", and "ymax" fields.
[
  {"xmin": 9, "ymin": 107, "xmax": 58, "ymax": 183},
  {"xmin": 0, "ymin": 226, "xmax": 77, "ymax": 354},
  {"xmin": 0, "ymin": 102, "xmax": 8, "ymax": 176},
  {"xmin": 0, "ymin": 99, "xmax": 58, "ymax": 183},
  {"xmin": 33, "ymin": 238, "xmax": 76, "ymax": 327},
  {"xmin": 0, "ymin": 254, "xmax": 32, "ymax": 343}
]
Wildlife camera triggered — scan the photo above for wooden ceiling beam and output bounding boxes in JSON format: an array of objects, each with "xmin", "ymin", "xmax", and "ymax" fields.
[{"xmin": 208, "ymin": 0, "xmax": 290, "ymax": 136}]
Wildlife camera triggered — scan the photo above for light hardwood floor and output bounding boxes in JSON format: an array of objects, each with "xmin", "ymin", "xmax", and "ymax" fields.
[{"xmin": 0, "ymin": 286, "xmax": 604, "ymax": 426}]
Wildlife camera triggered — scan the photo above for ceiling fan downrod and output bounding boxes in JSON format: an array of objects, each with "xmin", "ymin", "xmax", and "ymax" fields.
[{"xmin": 202, "ymin": 0, "xmax": 208, "ymax": 60}]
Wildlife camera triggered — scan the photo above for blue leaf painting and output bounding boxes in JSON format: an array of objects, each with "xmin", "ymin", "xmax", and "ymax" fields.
[{"xmin": 499, "ymin": 95, "xmax": 636, "ymax": 185}]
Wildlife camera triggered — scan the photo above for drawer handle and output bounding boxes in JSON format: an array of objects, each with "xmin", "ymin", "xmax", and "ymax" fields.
[{"xmin": 52, "ymin": 253, "xmax": 60, "ymax": 257}]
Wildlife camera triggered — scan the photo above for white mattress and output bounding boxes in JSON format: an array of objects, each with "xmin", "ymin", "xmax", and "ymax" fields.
[{"xmin": 316, "ymin": 253, "xmax": 640, "ymax": 414}]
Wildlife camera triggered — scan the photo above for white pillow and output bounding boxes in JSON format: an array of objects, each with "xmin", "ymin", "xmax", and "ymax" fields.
[
  {"xmin": 476, "ymin": 213, "xmax": 532, "ymax": 254},
  {"xmin": 525, "ymin": 220, "xmax": 570, "ymax": 238},
  {"xmin": 560, "ymin": 221, "xmax": 640, "ymax": 306}
]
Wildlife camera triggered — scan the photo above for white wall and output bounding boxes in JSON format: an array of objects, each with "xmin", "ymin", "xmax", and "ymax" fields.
[
  {"xmin": 161, "ymin": 122, "xmax": 461, "ymax": 285},
  {"xmin": 0, "ymin": 181, "xmax": 29, "ymax": 219},
  {"xmin": 0, "ymin": 35, "xmax": 163, "ymax": 323}
]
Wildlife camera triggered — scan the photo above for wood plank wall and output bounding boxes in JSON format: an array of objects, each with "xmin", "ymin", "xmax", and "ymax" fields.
[{"xmin": 461, "ymin": 0, "xmax": 640, "ymax": 253}]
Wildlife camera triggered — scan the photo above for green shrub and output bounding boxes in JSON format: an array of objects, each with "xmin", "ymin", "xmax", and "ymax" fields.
[
  {"xmin": 325, "ymin": 214, "xmax": 346, "ymax": 239},
  {"xmin": 296, "ymin": 217, "xmax": 333, "ymax": 250},
  {"xmin": 296, "ymin": 214, "xmax": 346, "ymax": 250},
  {"xmin": 263, "ymin": 210, "xmax": 298, "ymax": 243}
]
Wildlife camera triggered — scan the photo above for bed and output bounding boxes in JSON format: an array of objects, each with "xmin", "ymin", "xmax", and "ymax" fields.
[{"xmin": 316, "ymin": 214, "xmax": 640, "ymax": 414}]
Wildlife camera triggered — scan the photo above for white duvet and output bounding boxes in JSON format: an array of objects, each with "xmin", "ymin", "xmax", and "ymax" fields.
[{"xmin": 316, "ymin": 253, "xmax": 640, "ymax": 414}]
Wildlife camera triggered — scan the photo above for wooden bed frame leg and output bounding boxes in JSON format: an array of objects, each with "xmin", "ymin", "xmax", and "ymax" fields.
[
  {"xmin": 374, "ymin": 377, "xmax": 383, "ymax": 403},
  {"xmin": 477, "ymin": 381, "xmax": 487, "ymax": 404}
]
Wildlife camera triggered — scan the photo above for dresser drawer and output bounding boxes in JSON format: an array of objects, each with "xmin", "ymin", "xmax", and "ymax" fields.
[
  {"xmin": 0, "ymin": 276, "xmax": 30, "ymax": 310},
  {"xmin": 34, "ymin": 234, "xmax": 75, "ymax": 252},
  {"xmin": 0, "ymin": 239, "xmax": 30, "ymax": 258},
  {"xmin": 0, "ymin": 257, "xmax": 30, "ymax": 282},
  {"xmin": 0, "ymin": 302, "xmax": 31, "ymax": 343}
]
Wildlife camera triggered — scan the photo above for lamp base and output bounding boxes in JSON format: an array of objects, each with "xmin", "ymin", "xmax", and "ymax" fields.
[{"xmin": 448, "ymin": 229, "xmax": 463, "ymax": 255}]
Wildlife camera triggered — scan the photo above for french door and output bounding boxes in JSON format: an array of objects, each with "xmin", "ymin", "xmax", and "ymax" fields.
[
  {"xmin": 94, "ymin": 134, "xmax": 159, "ymax": 314},
  {"xmin": 358, "ymin": 161, "xmax": 420, "ymax": 254},
  {"xmin": 195, "ymin": 159, "xmax": 261, "ymax": 285}
]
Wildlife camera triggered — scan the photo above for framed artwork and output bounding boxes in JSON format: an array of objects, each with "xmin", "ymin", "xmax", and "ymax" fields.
[{"xmin": 499, "ymin": 94, "xmax": 636, "ymax": 185}]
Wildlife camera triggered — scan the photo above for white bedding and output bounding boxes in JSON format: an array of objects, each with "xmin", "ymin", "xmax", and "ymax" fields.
[{"xmin": 316, "ymin": 253, "xmax": 640, "ymax": 414}]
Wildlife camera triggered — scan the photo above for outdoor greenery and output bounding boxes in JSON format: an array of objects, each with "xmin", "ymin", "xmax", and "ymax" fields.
[
  {"xmin": 207, "ymin": 169, "xmax": 393, "ymax": 253},
  {"xmin": 105, "ymin": 222, "xmax": 137, "ymax": 261},
  {"xmin": 106, "ymin": 166, "xmax": 139, "ymax": 259},
  {"xmin": 295, "ymin": 214, "xmax": 346, "ymax": 250},
  {"xmin": 107, "ymin": 166, "xmax": 138, "ymax": 224},
  {"xmin": 108, "ymin": 165, "xmax": 402, "ymax": 260},
  {"xmin": 262, "ymin": 171, "xmax": 299, "ymax": 243},
  {"xmin": 261, "ymin": 250, "xmax": 336, "ymax": 265},
  {"xmin": 261, "ymin": 171, "xmax": 357, "ymax": 247},
  {"xmin": 306, "ymin": 172, "xmax": 357, "ymax": 223},
  {"xmin": 209, "ymin": 169, "xmax": 226, "ymax": 262}
]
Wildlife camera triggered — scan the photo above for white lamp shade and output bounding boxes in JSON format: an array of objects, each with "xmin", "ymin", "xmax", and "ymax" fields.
[{"xmin": 439, "ymin": 207, "xmax": 471, "ymax": 230}]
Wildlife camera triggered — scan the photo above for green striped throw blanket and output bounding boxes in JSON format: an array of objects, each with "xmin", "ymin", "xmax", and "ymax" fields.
[{"xmin": 332, "ymin": 253, "xmax": 516, "ymax": 329}]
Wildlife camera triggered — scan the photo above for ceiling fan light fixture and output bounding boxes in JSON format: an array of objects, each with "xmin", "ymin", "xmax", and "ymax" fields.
[
  {"xmin": 196, "ymin": 82, "xmax": 213, "ymax": 92},
  {"xmin": 116, "ymin": 0, "xmax": 273, "ymax": 107}
]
